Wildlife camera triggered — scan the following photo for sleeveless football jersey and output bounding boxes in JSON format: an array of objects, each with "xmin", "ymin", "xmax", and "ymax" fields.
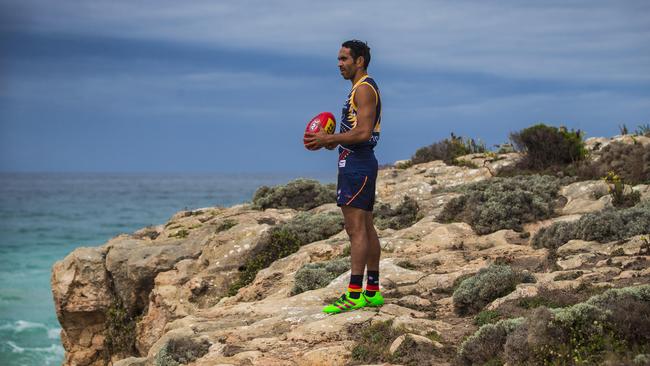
[{"xmin": 339, "ymin": 75, "xmax": 381, "ymax": 154}]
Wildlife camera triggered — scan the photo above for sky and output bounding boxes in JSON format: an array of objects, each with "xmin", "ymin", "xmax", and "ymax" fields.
[{"xmin": 0, "ymin": 0, "xmax": 649, "ymax": 173}]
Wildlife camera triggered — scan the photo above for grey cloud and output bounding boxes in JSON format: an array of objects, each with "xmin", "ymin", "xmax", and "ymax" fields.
[{"xmin": 6, "ymin": 0, "xmax": 650, "ymax": 82}]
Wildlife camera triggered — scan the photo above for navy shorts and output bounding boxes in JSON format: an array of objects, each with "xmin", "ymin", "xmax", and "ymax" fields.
[{"xmin": 336, "ymin": 152, "xmax": 378, "ymax": 211}]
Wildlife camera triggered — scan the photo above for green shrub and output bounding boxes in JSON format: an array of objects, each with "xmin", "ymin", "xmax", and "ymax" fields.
[
  {"xmin": 620, "ymin": 124, "xmax": 630, "ymax": 135},
  {"xmin": 496, "ymin": 142, "xmax": 515, "ymax": 154},
  {"xmin": 604, "ymin": 171, "xmax": 641, "ymax": 208},
  {"xmin": 291, "ymin": 257, "xmax": 351, "ymax": 295},
  {"xmin": 636, "ymin": 123, "xmax": 650, "ymax": 137},
  {"xmin": 411, "ymin": 133, "xmax": 486, "ymax": 165},
  {"xmin": 228, "ymin": 211, "xmax": 344, "ymax": 295},
  {"xmin": 503, "ymin": 139, "xmax": 650, "ymax": 184},
  {"xmin": 532, "ymin": 200, "xmax": 650, "ymax": 250},
  {"xmin": 510, "ymin": 123, "xmax": 587, "ymax": 169},
  {"xmin": 395, "ymin": 160, "xmax": 414, "ymax": 169},
  {"xmin": 281, "ymin": 211, "xmax": 345, "ymax": 244},
  {"xmin": 350, "ymin": 320, "xmax": 406, "ymax": 364},
  {"xmin": 457, "ymin": 318, "xmax": 523, "ymax": 366},
  {"xmin": 474, "ymin": 310, "xmax": 500, "ymax": 326},
  {"xmin": 452, "ymin": 265, "xmax": 536, "ymax": 315},
  {"xmin": 459, "ymin": 285, "xmax": 650, "ymax": 366},
  {"xmin": 251, "ymin": 178, "xmax": 336, "ymax": 210},
  {"xmin": 437, "ymin": 175, "xmax": 562, "ymax": 234},
  {"xmin": 450, "ymin": 158, "xmax": 479, "ymax": 169},
  {"xmin": 168, "ymin": 228, "xmax": 189, "ymax": 239},
  {"xmin": 103, "ymin": 298, "xmax": 137, "ymax": 359},
  {"xmin": 502, "ymin": 285, "xmax": 650, "ymax": 365},
  {"xmin": 154, "ymin": 337, "xmax": 211, "ymax": 366},
  {"xmin": 391, "ymin": 334, "xmax": 441, "ymax": 366},
  {"xmin": 374, "ymin": 196, "xmax": 420, "ymax": 230}
]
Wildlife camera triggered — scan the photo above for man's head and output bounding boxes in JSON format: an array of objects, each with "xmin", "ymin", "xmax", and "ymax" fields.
[{"xmin": 338, "ymin": 40, "xmax": 371, "ymax": 80}]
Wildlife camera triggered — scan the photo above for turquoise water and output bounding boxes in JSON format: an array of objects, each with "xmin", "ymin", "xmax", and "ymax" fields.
[{"xmin": 0, "ymin": 172, "xmax": 334, "ymax": 365}]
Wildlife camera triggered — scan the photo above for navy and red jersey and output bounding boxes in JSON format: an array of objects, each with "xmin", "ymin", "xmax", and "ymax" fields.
[
  {"xmin": 338, "ymin": 75, "xmax": 381, "ymax": 160},
  {"xmin": 336, "ymin": 75, "xmax": 381, "ymax": 211}
]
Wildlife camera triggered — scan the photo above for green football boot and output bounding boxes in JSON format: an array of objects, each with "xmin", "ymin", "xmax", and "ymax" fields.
[
  {"xmin": 322, "ymin": 291, "xmax": 367, "ymax": 314},
  {"xmin": 363, "ymin": 291, "xmax": 384, "ymax": 307}
]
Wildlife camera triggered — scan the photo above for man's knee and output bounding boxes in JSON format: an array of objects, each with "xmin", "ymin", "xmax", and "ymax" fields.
[
  {"xmin": 345, "ymin": 220, "xmax": 366, "ymax": 238},
  {"xmin": 343, "ymin": 207, "xmax": 368, "ymax": 238}
]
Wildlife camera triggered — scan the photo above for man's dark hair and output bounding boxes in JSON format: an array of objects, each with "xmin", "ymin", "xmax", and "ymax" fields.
[{"xmin": 342, "ymin": 40, "xmax": 371, "ymax": 69}]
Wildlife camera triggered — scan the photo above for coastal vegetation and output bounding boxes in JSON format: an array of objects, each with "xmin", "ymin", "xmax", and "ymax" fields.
[
  {"xmin": 458, "ymin": 285, "xmax": 650, "ymax": 365},
  {"xmin": 154, "ymin": 337, "xmax": 211, "ymax": 366},
  {"xmin": 532, "ymin": 200, "xmax": 650, "ymax": 250},
  {"xmin": 438, "ymin": 175, "xmax": 563, "ymax": 234},
  {"xmin": 509, "ymin": 123, "xmax": 587, "ymax": 169},
  {"xmin": 251, "ymin": 178, "xmax": 336, "ymax": 210},
  {"xmin": 374, "ymin": 195, "xmax": 421, "ymax": 230},
  {"xmin": 452, "ymin": 264, "xmax": 536, "ymax": 315},
  {"xmin": 410, "ymin": 132, "xmax": 486, "ymax": 165},
  {"xmin": 215, "ymin": 218, "xmax": 237, "ymax": 233},
  {"xmin": 227, "ymin": 211, "xmax": 344, "ymax": 295},
  {"xmin": 291, "ymin": 257, "xmax": 351, "ymax": 295},
  {"xmin": 103, "ymin": 298, "xmax": 138, "ymax": 360}
]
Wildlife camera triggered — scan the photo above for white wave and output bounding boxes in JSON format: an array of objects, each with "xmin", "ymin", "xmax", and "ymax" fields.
[
  {"xmin": 0, "ymin": 320, "xmax": 62, "ymax": 337},
  {"xmin": 14, "ymin": 320, "xmax": 47, "ymax": 332},
  {"xmin": 7, "ymin": 340, "xmax": 25, "ymax": 353},
  {"xmin": 0, "ymin": 320, "xmax": 47, "ymax": 332},
  {"xmin": 47, "ymin": 327, "xmax": 62, "ymax": 339},
  {"xmin": 5, "ymin": 340, "xmax": 64, "ymax": 356},
  {"xmin": 32, "ymin": 344, "xmax": 65, "ymax": 356}
]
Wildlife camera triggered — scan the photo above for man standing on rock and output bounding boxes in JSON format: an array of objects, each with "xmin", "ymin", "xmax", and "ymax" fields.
[{"xmin": 304, "ymin": 40, "xmax": 384, "ymax": 313}]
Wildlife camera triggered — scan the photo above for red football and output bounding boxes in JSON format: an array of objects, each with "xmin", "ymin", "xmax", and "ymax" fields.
[{"xmin": 303, "ymin": 112, "xmax": 336, "ymax": 150}]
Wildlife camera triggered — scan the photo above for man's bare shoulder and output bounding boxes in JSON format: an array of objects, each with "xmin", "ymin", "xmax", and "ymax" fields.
[{"xmin": 354, "ymin": 83, "xmax": 377, "ymax": 107}]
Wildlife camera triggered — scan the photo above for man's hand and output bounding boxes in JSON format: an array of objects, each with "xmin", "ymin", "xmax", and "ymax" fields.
[
  {"xmin": 304, "ymin": 130, "xmax": 331, "ymax": 150},
  {"xmin": 325, "ymin": 142, "xmax": 338, "ymax": 150}
]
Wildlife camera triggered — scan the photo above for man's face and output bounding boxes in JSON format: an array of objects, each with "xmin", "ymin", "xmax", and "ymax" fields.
[{"xmin": 338, "ymin": 47, "xmax": 361, "ymax": 80}]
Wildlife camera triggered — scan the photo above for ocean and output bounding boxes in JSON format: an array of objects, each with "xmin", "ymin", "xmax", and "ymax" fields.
[{"xmin": 0, "ymin": 172, "xmax": 334, "ymax": 365}]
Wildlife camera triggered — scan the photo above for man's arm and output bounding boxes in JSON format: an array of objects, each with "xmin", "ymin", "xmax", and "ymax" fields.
[{"xmin": 304, "ymin": 84, "xmax": 377, "ymax": 149}]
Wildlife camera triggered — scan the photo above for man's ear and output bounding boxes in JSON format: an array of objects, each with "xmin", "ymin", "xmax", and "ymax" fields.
[{"xmin": 355, "ymin": 56, "xmax": 365, "ymax": 68}]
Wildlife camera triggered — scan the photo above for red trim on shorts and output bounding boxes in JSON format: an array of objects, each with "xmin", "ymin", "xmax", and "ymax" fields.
[{"xmin": 345, "ymin": 176, "xmax": 368, "ymax": 205}]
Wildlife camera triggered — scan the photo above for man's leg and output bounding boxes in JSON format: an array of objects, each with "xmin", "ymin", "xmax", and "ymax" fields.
[
  {"xmin": 363, "ymin": 211, "xmax": 383, "ymax": 306},
  {"xmin": 365, "ymin": 211, "xmax": 380, "ymax": 272},
  {"xmin": 342, "ymin": 206, "xmax": 369, "ymax": 276},
  {"xmin": 322, "ymin": 205, "xmax": 370, "ymax": 313}
]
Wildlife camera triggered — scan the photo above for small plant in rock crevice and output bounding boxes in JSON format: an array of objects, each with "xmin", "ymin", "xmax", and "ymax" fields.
[{"xmin": 603, "ymin": 171, "xmax": 641, "ymax": 208}]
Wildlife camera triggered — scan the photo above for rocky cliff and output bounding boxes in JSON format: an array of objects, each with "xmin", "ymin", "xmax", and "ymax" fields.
[{"xmin": 51, "ymin": 135, "xmax": 650, "ymax": 366}]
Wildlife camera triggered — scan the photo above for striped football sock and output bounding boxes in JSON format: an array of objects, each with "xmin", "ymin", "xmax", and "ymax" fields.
[
  {"xmin": 365, "ymin": 270, "xmax": 379, "ymax": 297},
  {"xmin": 348, "ymin": 274, "xmax": 364, "ymax": 299}
]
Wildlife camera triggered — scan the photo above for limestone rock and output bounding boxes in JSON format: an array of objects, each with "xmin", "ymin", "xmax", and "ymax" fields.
[
  {"xmin": 557, "ymin": 253, "xmax": 597, "ymax": 270},
  {"xmin": 559, "ymin": 180, "xmax": 612, "ymax": 215},
  {"xmin": 298, "ymin": 345, "xmax": 350, "ymax": 366},
  {"xmin": 485, "ymin": 284, "xmax": 539, "ymax": 311},
  {"xmin": 389, "ymin": 333, "xmax": 443, "ymax": 355},
  {"xmin": 51, "ymin": 245, "xmax": 113, "ymax": 366},
  {"xmin": 49, "ymin": 144, "xmax": 650, "ymax": 366}
]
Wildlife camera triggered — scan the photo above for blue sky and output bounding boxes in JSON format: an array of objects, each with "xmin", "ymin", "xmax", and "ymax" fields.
[{"xmin": 1, "ymin": 0, "xmax": 649, "ymax": 173}]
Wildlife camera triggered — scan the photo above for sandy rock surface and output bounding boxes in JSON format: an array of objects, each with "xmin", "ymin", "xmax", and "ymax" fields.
[{"xmin": 50, "ymin": 141, "xmax": 650, "ymax": 366}]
